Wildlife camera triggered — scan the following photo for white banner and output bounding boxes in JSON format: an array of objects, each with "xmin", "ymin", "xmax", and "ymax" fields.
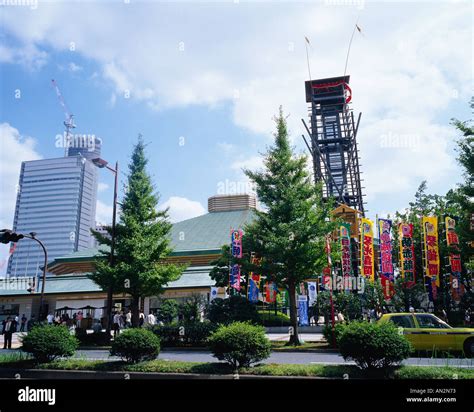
[
  {"xmin": 307, "ymin": 282, "xmax": 317, "ymax": 306},
  {"xmin": 210, "ymin": 286, "xmax": 218, "ymax": 301}
]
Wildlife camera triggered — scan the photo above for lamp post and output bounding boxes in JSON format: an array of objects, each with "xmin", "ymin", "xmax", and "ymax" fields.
[
  {"xmin": 0, "ymin": 230, "xmax": 48, "ymax": 320},
  {"xmin": 92, "ymin": 158, "xmax": 118, "ymax": 338},
  {"xmin": 23, "ymin": 233, "xmax": 48, "ymax": 320}
]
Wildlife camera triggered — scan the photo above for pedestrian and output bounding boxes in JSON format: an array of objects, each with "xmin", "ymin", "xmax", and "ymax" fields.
[
  {"xmin": 125, "ymin": 310, "xmax": 131, "ymax": 328},
  {"xmin": 19, "ymin": 314, "xmax": 27, "ymax": 332},
  {"xmin": 336, "ymin": 311, "xmax": 345, "ymax": 323},
  {"xmin": 465, "ymin": 310, "xmax": 471, "ymax": 327},
  {"xmin": 76, "ymin": 311, "xmax": 83, "ymax": 329},
  {"xmin": 2, "ymin": 316, "xmax": 17, "ymax": 349},
  {"xmin": 147, "ymin": 311, "xmax": 156, "ymax": 326},
  {"xmin": 46, "ymin": 312, "xmax": 54, "ymax": 324},
  {"xmin": 139, "ymin": 311, "xmax": 145, "ymax": 327},
  {"xmin": 112, "ymin": 311, "xmax": 121, "ymax": 338}
]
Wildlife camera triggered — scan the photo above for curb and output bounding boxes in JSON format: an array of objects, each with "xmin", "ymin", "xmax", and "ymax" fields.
[{"xmin": 0, "ymin": 368, "xmax": 335, "ymax": 380}]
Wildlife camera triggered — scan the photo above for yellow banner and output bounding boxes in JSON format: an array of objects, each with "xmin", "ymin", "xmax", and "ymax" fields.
[
  {"xmin": 422, "ymin": 216, "xmax": 440, "ymax": 287},
  {"xmin": 360, "ymin": 218, "xmax": 374, "ymax": 281}
]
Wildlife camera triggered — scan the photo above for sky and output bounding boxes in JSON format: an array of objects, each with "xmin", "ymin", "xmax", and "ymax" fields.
[{"xmin": 0, "ymin": 0, "xmax": 472, "ymax": 273}]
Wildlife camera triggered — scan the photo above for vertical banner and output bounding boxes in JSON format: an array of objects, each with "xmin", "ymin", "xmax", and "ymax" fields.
[
  {"xmin": 265, "ymin": 281, "xmax": 277, "ymax": 303},
  {"xmin": 378, "ymin": 219, "xmax": 394, "ymax": 300},
  {"xmin": 399, "ymin": 223, "xmax": 416, "ymax": 287},
  {"xmin": 230, "ymin": 229, "xmax": 243, "ymax": 291},
  {"xmin": 210, "ymin": 286, "xmax": 218, "ymax": 301},
  {"xmin": 298, "ymin": 295, "xmax": 309, "ymax": 326},
  {"xmin": 247, "ymin": 254, "xmax": 261, "ymax": 303},
  {"xmin": 307, "ymin": 282, "xmax": 317, "ymax": 306},
  {"xmin": 445, "ymin": 216, "xmax": 464, "ymax": 302},
  {"xmin": 340, "ymin": 223, "xmax": 352, "ymax": 290},
  {"xmin": 360, "ymin": 218, "xmax": 375, "ymax": 281},
  {"xmin": 422, "ymin": 217, "xmax": 440, "ymax": 301}
]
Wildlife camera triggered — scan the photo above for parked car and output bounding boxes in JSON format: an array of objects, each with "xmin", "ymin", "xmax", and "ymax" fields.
[{"xmin": 378, "ymin": 312, "xmax": 474, "ymax": 356}]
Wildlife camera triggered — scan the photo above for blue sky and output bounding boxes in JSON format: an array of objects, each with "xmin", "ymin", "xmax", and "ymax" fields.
[{"xmin": 0, "ymin": 0, "xmax": 472, "ymax": 272}]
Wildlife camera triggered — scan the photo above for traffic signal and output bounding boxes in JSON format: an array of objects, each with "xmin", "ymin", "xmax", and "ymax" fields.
[{"xmin": 0, "ymin": 229, "xmax": 24, "ymax": 244}]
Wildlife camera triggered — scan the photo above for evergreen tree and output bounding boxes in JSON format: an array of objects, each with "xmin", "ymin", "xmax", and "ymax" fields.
[
  {"xmin": 241, "ymin": 107, "xmax": 338, "ymax": 345},
  {"xmin": 90, "ymin": 137, "xmax": 184, "ymax": 327}
]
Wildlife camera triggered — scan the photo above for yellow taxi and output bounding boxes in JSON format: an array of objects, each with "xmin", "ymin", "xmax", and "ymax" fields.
[{"xmin": 378, "ymin": 313, "xmax": 474, "ymax": 356}]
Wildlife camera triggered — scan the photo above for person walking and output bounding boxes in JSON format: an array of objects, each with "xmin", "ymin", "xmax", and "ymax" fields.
[
  {"xmin": 19, "ymin": 314, "xmax": 27, "ymax": 332},
  {"xmin": 2, "ymin": 317, "xmax": 17, "ymax": 349},
  {"xmin": 139, "ymin": 311, "xmax": 145, "ymax": 327},
  {"xmin": 125, "ymin": 311, "xmax": 131, "ymax": 328},
  {"xmin": 46, "ymin": 312, "xmax": 54, "ymax": 325},
  {"xmin": 112, "ymin": 312, "xmax": 121, "ymax": 338},
  {"xmin": 147, "ymin": 311, "xmax": 156, "ymax": 326}
]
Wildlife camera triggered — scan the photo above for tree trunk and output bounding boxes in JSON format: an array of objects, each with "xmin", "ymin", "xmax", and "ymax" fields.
[
  {"xmin": 288, "ymin": 282, "xmax": 300, "ymax": 346},
  {"xmin": 131, "ymin": 295, "xmax": 140, "ymax": 328}
]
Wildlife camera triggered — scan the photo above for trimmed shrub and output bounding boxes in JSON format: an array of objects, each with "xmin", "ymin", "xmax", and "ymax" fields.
[
  {"xmin": 322, "ymin": 322, "xmax": 347, "ymax": 346},
  {"xmin": 207, "ymin": 296, "xmax": 259, "ymax": 325},
  {"xmin": 111, "ymin": 328, "xmax": 160, "ymax": 363},
  {"xmin": 258, "ymin": 311, "xmax": 291, "ymax": 327},
  {"xmin": 21, "ymin": 325, "xmax": 78, "ymax": 363},
  {"xmin": 338, "ymin": 321, "xmax": 412, "ymax": 369},
  {"xmin": 149, "ymin": 322, "xmax": 217, "ymax": 347},
  {"xmin": 208, "ymin": 322, "xmax": 271, "ymax": 369}
]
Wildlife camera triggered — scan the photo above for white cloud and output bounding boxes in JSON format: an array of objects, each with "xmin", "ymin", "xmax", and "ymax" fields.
[
  {"xmin": 68, "ymin": 62, "xmax": 82, "ymax": 72},
  {"xmin": 1, "ymin": 2, "xmax": 470, "ymax": 214},
  {"xmin": 95, "ymin": 200, "xmax": 113, "ymax": 226},
  {"xmin": 98, "ymin": 182, "xmax": 109, "ymax": 192},
  {"xmin": 159, "ymin": 196, "xmax": 206, "ymax": 223},
  {"xmin": 0, "ymin": 123, "xmax": 42, "ymax": 274},
  {"xmin": 0, "ymin": 43, "xmax": 47, "ymax": 71}
]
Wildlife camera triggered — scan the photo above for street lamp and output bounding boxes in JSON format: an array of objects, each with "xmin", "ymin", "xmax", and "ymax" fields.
[
  {"xmin": 0, "ymin": 230, "xmax": 48, "ymax": 320},
  {"xmin": 92, "ymin": 158, "xmax": 118, "ymax": 338},
  {"xmin": 24, "ymin": 232, "xmax": 48, "ymax": 320}
]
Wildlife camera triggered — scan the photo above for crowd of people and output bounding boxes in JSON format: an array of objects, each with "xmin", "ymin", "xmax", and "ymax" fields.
[{"xmin": 111, "ymin": 310, "xmax": 159, "ymax": 337}]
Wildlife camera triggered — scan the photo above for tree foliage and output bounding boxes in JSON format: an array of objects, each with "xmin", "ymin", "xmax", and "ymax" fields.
[{"xmin": 90, "ymin": 137, "xmax": 185, "ymax": 327}]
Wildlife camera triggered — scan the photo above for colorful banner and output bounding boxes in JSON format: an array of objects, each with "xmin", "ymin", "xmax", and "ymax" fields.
[
  {"xmin": 248, "ymin": 254, "xmax": 261, "ymax": 303},
  {"xmin": 230, "ymin": 264, "xmax": 241, "ymax": 291},
  {"xmin": 307, "ymin": 282, "xmax": 317, "ymax": 306},
  {"xmin": 230, "ymin": 229, "xmax": 243, "ymax": 291},
  {"xmin": 265, "ymin": 281, "xmax": 277, "ymax": 303},
  {"xmin": 231, "ymin": 229, "xmax": 243, "ymax": 258},
  {"xmin": 378, "ymin": 219, "xmax": 394, "ymax": 299},
  {"xmin": 360, "ymin": 218, "xmax": 374, "ymax": 281},
  {"xmin": 399, "ymin": 223, "xmax": 416, "ymax": 286},
  {"xmin": 340, "ymin": 223, "xmax": 352, "ymax": 290},
  {"xmin": 423, "ymin": 216, "xmax": 440, "ymax": 301},
  {"xmin": 298, "ymin": 295, "xmax": 309, "ymax": 326},
  {"xmin": 445, "ymin": 216, "xmax": 464, "ymax": 302}
]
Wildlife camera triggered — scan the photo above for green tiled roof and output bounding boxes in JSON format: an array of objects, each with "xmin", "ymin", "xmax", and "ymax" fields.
[
  {"xmin": 170, "ymin": 209, "xmax": 255, "ymax": 252},
  {"xmin": 48, "ymin": 209, "xmax": 256, "ymax": 265},
  {"xmin": 0, "ymin": 266, "xmax": 216, "ymax": 296}
]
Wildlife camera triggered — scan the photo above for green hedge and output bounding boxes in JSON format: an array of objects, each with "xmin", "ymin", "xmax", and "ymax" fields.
[
  {"xmin": 208, "ymin": 322, "xmax": 271, "ymax": 369},
  {"xmin": 149, "ymin": 322, "xmax": 217, "ymax": 347},
  {"xmin": 21, "ymin": 325, "xmax": 78, "ymax": 363},
  {"xmin": 257, "ymin": 311, "xmax": 291, "ymax": 326},
  {"xmin": 110, "ymin": 328, "xmax": 160, "ymax": 363},
  {"xmin": 322, "ymin": 323, "xmax": 347, "ymax": 346},
  {"xmin": 338, "ymin": 321, "xmax": 412, "ymax": 369}
]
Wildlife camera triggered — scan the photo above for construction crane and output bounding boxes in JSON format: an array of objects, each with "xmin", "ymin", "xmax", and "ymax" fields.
[{"xmin": 51, "ymin": 79, "xmax": 76, "ymax": 156}]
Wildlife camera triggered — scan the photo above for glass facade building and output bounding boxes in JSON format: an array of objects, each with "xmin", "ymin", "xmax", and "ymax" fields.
[{"xmin": 7, "ymin": 155, "xmax": 99, "ymax": 277}]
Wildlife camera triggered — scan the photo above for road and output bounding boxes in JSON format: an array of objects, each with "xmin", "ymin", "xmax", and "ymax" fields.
[
  {"xmin": 3, "ymin": 332, "xmax": 473, "ymax": 368},
  {"xmin": 66, "ymin": 349, "xmax": 473, "ymax": 368}
]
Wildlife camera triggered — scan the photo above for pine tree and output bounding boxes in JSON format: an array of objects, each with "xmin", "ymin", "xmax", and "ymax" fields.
[
  {"xmin": 242, "ymin": 107, "xmax": 338, "ymax": 345},
  {"xmin": 90, "ymin": 137, "xmax": 184, "ymax": 327}
]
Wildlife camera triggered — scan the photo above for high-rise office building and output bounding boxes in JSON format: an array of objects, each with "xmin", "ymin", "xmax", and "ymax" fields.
[{"xmin": 7, "ymin": 144, "xmax": 100, "ymax": 277}]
